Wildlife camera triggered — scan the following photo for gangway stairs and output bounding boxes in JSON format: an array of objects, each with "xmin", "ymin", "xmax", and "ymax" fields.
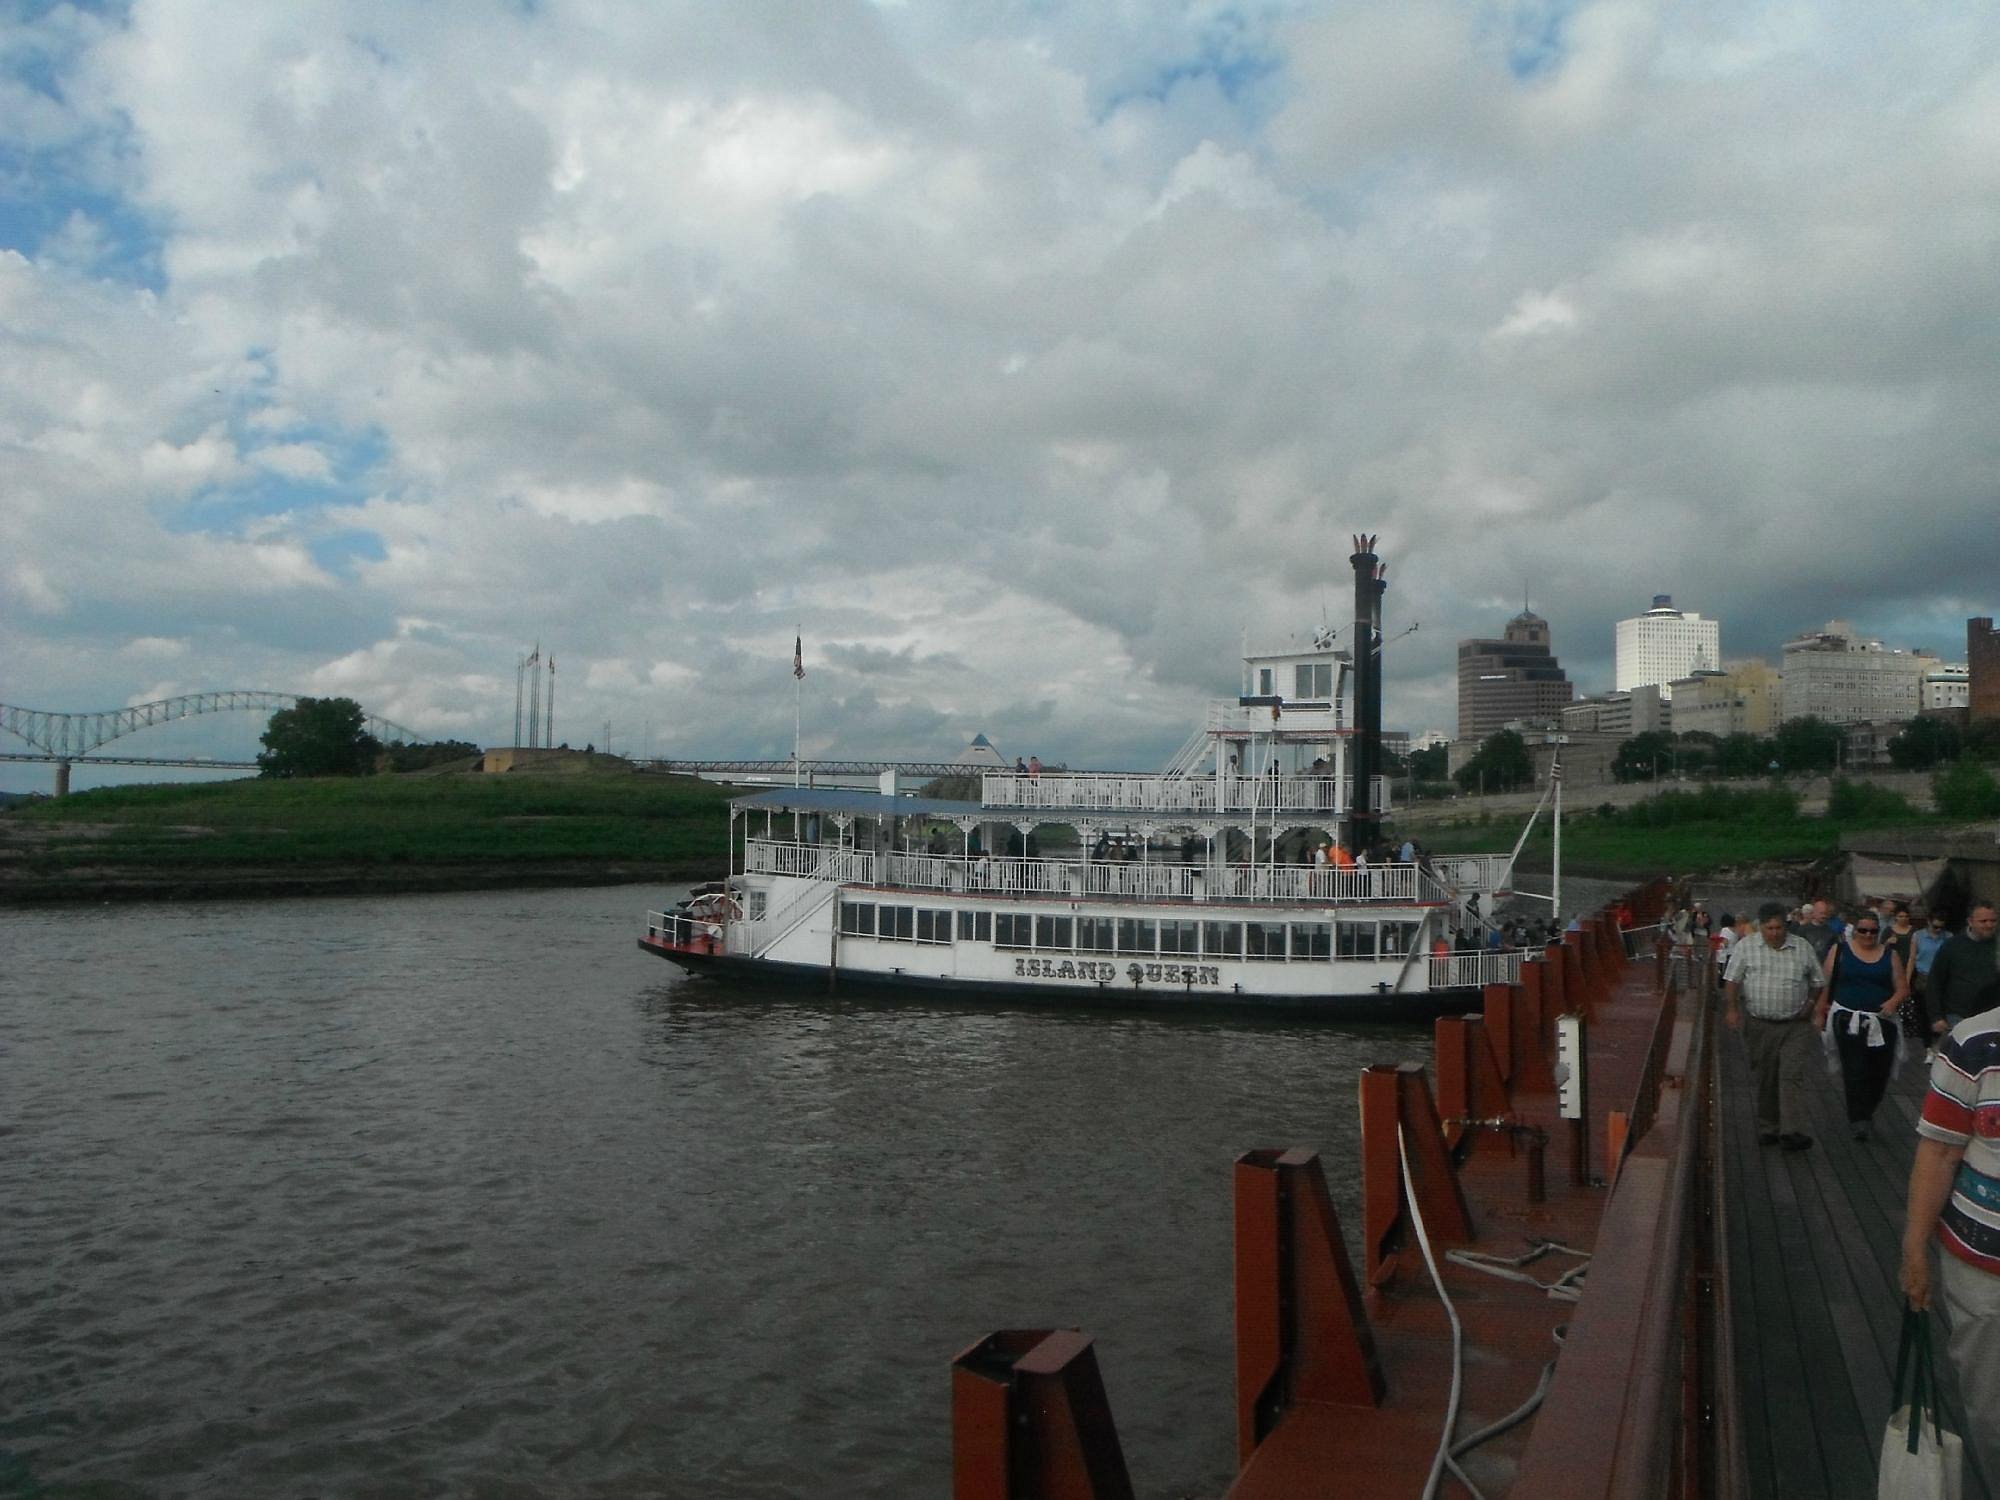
[{"xmin": 1158, "ymin": 723, "xmax": 1212, "ymax": 781}]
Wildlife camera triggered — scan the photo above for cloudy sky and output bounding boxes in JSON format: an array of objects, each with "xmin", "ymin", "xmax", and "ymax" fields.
[{"xmin": 3, "ymin": 0, "xmax": 1996, "ymax": 791}]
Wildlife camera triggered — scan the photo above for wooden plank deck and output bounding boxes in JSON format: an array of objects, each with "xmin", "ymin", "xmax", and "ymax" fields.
[{"xmin": 1720, "ymin": 1022, "xmax": 1992, "ymax": 1499}]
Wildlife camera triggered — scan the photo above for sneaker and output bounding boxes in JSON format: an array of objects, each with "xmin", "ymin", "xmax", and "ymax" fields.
[
  {"xmin": 1780, "ymin": 1133, "xmax": 1814, "ymax": 1152},
  {"xmin": 1850, "ymin": 1121, "xmax": 1872, "ymax": 1142},
  {"xmin": 1758, "ymin": 1130, "xmax": 1781, "ymax": 1146}
]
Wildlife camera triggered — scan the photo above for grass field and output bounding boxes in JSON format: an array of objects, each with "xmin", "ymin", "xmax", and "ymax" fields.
[{"xmin": 3, "ymin": 772, "xmax": 733, "ymax": 872}]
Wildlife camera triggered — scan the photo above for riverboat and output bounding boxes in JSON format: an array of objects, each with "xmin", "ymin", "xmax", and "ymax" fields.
[{"xmin": 639, "ymin": 539, "xmax": 1523, "ymax": 1019}]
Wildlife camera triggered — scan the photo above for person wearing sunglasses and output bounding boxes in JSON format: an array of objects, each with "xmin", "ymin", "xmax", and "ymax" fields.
[{"xmin": 1815, "ymin": 913, "xmax": 1910, "ymax": 1140}]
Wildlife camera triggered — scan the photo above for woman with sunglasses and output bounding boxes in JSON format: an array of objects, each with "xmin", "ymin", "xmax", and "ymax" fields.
[{"xmin": 1815, "ymin": 913, "xmax": 1911, "ymax": 1140}]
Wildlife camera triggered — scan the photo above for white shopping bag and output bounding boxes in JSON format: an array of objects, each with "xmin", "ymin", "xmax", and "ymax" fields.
[{"xmin": 1878, "ymin": 1404, "xmax": 1962, "ymax": 1500}]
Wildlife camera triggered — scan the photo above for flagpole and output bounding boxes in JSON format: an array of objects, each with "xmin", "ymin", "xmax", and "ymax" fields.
[{"xmin": 793, "ymin": 627, "xmax": 803, "ymax": 787}]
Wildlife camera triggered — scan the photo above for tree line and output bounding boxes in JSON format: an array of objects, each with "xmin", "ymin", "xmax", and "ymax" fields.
[{"xmin": 257, "ymin": 697, "xmax": 480, "ymax": 778}]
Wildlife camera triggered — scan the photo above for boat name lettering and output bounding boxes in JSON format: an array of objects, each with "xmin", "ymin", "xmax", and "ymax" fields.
[{"xmin": 1010, "ymin": 957, "xmax": 1221, "ymax": 986}]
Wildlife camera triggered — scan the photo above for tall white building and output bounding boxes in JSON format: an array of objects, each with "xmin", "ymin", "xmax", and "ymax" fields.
[
  {"xmin": 1615, "ymin": 596, "xmax": 1720, "ymax": 700},
  {"xmin": 1779, "ymin": 621, "xmax": 1937, "ymax": 726}
]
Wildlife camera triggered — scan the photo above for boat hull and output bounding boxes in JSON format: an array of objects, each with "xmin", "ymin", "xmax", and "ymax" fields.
[{"xmin": 636, "ymin": 937, "xmax": 1481, "ymax": 1022}]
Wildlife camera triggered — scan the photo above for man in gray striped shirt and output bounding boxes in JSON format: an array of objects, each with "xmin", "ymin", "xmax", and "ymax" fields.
[{"xmin": 1725, "ymin": 901, "xmax": 1828, "ymax": 1150}]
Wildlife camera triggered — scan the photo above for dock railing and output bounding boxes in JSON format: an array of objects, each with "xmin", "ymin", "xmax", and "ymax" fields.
[
  {"xmin": 1512, "ymin": 944, "xmax": 1745, "ymax": 1499},
  {"xmin": 1424, "ymin": 949, "xmax": 1526, "ymax": 990}
]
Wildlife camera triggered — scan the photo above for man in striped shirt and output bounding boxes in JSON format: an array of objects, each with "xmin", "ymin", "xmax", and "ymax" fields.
[
  {"xmin": 1904, "ymin": 975, "xmax": 2000, "ymax": 1486},
  {"xmin": 1724, "ymin": 901, "xmax": 1828, "ymax": 1151}
]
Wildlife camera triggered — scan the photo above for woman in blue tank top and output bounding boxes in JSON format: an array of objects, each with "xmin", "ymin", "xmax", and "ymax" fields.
[{"xmin": 1813, "ymin": 914, "xmax": 1909, "ymax": 1140}]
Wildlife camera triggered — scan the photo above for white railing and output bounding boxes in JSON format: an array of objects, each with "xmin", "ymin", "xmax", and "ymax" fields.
[
  {"xmin": 1427, "ymin": 950, "xmax": 1527, "ymax": 989},
  {"xmin": 979, "ymin": 773, "xmax": 1388, "ymax": 815},
  {"xmin": 743, "ymin": 839, "xmax": 876, "ymax": 884},
  {"xmin": 847, "ymin": 845, "xmax": 1434, "ymax": 905},
  {"xmin": 1424, "ymin": 853, "xmax": 1513, "ymax": 894},
  {"xmin": 1207, "ymin": 702, "xmax": 1345, "ymax": 734}
]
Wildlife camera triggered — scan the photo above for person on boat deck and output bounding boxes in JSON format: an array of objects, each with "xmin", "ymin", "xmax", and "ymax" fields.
[
  {"xmin": 1903, "ymin": 973, "xmax": 2000, "ymax": 1491},
  {"xmin": 1312, "ymin": 841, "xmax": 1329, "ymax": 867},
  {"xmin": 1814, "ymin": 911, "xmax": 1909, "ymax": 1141},
  {"xmin": 1399, "ymin": 837, "xmax": 1416, "ymax": 864},
  {"xmin": 1331, "ymin": 842, "xmax": 1355, "ymax": 870},
  {"xmin": 1027, "ymin": 754, "xmax": 1042, "ymax": 777},
  {"xmin": 1014, "ymin": 756, "xmax": 1027, "ymax": 774}
]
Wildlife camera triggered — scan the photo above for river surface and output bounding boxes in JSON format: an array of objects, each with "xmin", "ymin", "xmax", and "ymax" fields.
[{"xmin": 1, "ymin": 886, "xmax": 1428, "ymax": 1499}]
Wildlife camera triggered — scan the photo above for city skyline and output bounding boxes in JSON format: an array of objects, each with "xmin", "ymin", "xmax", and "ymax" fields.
[{"xmin": 4, "ymin": 3, "xmax": 1997, "ymax": 793}]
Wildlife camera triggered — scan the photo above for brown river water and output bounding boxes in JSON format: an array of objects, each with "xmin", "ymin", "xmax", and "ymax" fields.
[{"xmin": 1, "ymin": 885, "xmax": 1436, "ymax": 1498}]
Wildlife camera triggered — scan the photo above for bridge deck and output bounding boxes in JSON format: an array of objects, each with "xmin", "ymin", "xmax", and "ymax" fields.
[{"xmin": 1721, "ymin": 1024, "xmax": 1992, "ymax": 1499}]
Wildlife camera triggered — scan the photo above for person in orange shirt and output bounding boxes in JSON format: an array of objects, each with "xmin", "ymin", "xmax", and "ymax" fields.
[{"xmin": 1331, "ymin": 843, "xmax": 1356, "ymax": 869}]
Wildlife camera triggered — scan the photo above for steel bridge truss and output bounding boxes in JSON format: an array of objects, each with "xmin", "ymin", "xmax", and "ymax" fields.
[{"xmin": 0, "ymin": 692, "xmax": 430, "ymax": 762}]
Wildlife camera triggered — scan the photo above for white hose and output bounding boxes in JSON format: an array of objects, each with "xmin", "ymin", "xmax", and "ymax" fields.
[{"xmin": 1399, "ymin": 1125, "xmax": 1485, "ymax": 1500}]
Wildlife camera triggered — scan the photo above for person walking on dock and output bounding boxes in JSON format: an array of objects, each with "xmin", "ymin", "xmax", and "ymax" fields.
[
  {"xmin": 1814, "ymin": 913, "xmax": 1908, "ymax": 1140},
  {"xmin": 1902, "ymin": 973, "xmax": 2000, "ymax": 1490},
  {"xmin": 1925, "ymin": 900, "xmax": 1999, "ymax": 1040},
  {"xmin": 1725, "ymin": 901, "xmax": 1828, "ymax": 1151}
]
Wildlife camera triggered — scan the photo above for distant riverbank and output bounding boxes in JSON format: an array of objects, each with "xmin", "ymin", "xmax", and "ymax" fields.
[{"xmin": 0, "ymin": 772, "xmax": 730, "ymax": 904}]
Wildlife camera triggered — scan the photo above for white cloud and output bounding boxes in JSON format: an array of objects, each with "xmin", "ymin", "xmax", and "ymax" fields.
[{"xmin": 3, "ymin": 0, "xmax": 1998, "ymax": 792}]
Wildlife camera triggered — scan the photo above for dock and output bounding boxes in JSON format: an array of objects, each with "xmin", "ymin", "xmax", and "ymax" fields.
[{"xmin": 1722, "ymin": 1017, "xmax": 1994, "ymax": 1500}]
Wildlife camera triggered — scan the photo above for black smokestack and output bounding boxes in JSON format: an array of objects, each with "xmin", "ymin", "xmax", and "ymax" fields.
[{"xmin": 1348, "ymin": 535, "xmax": 1379, "ymax": 851}]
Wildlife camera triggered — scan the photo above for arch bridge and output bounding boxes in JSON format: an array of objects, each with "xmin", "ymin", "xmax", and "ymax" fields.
[{"xmin": 0, "ymin": 691, "xmax": 432, "ymax": 794}]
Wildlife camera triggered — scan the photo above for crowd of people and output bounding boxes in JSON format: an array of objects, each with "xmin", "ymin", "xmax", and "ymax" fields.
[{"xmin": 1711, "ymin": 889, "xmax": 1999, "ymax": 1477}]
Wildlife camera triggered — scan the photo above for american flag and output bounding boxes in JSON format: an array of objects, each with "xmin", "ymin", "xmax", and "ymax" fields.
[{"xmin": 793, "ymin": 635, "xmax": 805, "ymax": 681}]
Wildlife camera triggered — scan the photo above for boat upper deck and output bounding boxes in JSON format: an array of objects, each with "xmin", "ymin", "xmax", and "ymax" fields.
[{"xmin": 979, "ymin": 771, "xmax": 1392, "ymax": 816}]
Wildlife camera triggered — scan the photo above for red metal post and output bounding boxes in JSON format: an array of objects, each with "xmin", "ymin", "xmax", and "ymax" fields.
[
  {"xmin": 1434, "ymin": 1015, "xmax": 1511, "ymax": 1155},
  {"xmin": 1482, "ymin": 982, "xmax": 1516, "ymax": 1082},
  {"xmin": 1234, "ymin": 1148, "xmax": 1386, "ymax": 1466},
  {"xmin": 952, "ymin": 1329, "xmax": 1136, "ymax": 1500},
  {"xmin": 1359, "ymin": 1064, "xmax": 1474, "ymax": 1287},
  {"xmin": 1513, "ymin": 964, "xmax": 1557, "ymax": 1093}
]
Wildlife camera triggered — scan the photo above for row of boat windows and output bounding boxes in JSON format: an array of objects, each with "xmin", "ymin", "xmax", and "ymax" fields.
[{"xmin": 836, "ymin": 901, "xmax": 1419, "ymax": 960}]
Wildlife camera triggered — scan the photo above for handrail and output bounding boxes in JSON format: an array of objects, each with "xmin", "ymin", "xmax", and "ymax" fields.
[
  {"xmin": 977, "ymin": 773, "xmax": 1390, "ymax": 816},
  {"xmin": 1511, "ymin": 932, "xmax": 1735, "ymax": 1498}
]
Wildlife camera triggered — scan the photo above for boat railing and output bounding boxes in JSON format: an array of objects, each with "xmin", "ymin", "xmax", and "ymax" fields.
[
  {"xmin": 643, "ymin": 910, "xmax": 721, "ymax": 951},
  {"xmin": 1424, "ymin": 949, "xmax": 1526, "ymax": 989},
  {"xmin": 978, "ymin": 773, "xmax": 1390, "ymax": 816},
  {"xmin": 823, "ymin": 844, "xmax": 1437, "ymax": 905},
  {"xmin": 743, "ymin": 839, "xmax": 877, "ymax": 884},
  {"xmin": 1421, "ymin": 852, "xmax": 1513, "ymax": 895},
  {"xmin": 1205, "ymin": 701, "xmax": 1345, "ymax": 734}
]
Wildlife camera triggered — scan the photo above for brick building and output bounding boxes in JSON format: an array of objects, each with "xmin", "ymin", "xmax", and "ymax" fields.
[
  {"xmin": 1972, "ymin": 618, "xmax": 2000, "ymax": 722},
  {"xmin": 1456, "ymin": 611, "xmax": 1575, "ymax": 741}
]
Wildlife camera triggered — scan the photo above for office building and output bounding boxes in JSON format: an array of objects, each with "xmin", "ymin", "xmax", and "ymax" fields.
[
  {"xmin": 1972, "ymin": 618, "xmax": 2000, "ymax": 722},
  {"xmin": 1560, "ymin": 684, "xmax": 1670, "ymax": 738},
  {"xmin": 1615, "ymin": 596, "xmax": 1720, "ymax": 699},
  {"xmin": 1456, "ymin": 611, "xmax": 1575, "ymax": 741},
  {"xmin": 1779, "ymin": 621, "xmax": 1936, "ymax": 726},
  {"xmin": 1667, "ymin": 661, "xmax": 1781, "ymax": 738}
]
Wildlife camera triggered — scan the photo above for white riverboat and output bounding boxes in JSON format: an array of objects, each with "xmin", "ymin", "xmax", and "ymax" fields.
[{"xmin": 640, "ymin": 549, "xmax": 1524, "ymax": 1019}]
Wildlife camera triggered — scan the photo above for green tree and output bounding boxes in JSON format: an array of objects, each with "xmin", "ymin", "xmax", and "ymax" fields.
[
  {"xmin": 1713, "ymin": 733, "xmax": 1778, "ymax": 779},
  {"xmin": 383, "ymin": 739, "xmax": 483, "ymax": 772},
  {"xmin": 1773, "ymin": 715, "xmax": 1842, "ymax": 773},
  {"xmin": 1613, "ymin": 730, "xmax": 1676, "ymax": 781},
  {"xmin": 1454, "ymin": 729, "xmax": 1532, "ymax": 793},
  {"xmin": 1409, "ymin": 743, "xmax": 1448, "ymax": 781},
  {"xmin": 1888, "ymin": 715, "xmax": 1961, "ymax": 771},
  {"xmin": 258, "ymin": 697, "xmax": 380, "ymax": 778},
  {"xmin": 1933, "ymin": 759, "xmax": 2000, "ymax": 820}
]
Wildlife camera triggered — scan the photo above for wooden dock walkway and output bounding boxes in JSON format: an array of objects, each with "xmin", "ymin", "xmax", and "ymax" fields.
[{"xmin": 1720, "ymin": 1021, "xmax": 1993, "ymax": 1499}]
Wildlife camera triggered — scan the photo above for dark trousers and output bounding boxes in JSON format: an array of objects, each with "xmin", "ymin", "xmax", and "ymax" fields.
[{"xmin": 1831, "ymin": 1013, "xmax": 1897, "ymax": 1124}]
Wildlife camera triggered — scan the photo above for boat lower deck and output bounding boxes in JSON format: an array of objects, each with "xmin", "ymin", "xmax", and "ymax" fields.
[{"xmin": 1721, "ymin": 1022, "xmax": 1994, "ymax": 1500}]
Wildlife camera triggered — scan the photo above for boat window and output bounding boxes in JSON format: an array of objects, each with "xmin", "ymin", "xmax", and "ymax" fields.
[
  {"xmin": 957, "ymin": 910, "xmax": 994, "ymax": 942},
  {"xmin": 1077, "ymin": 917, "xmax": 1114, "ymax": 952},
  {"xmin": 1035, "ymin": 915, "xmax": 1073, "ymax": 950},
  {"xmin": 1336, "ymin": 920, "xmax": 1378, "ymax": 958},
  {"xmin": 1159, "ymin": 920, "xmax": 1199, "ymax": 955},
  {"xmin": 917, "ymin": 909, "xmax": 951, "ymax": 944},
  {"xmin": 1291, "ymin": 923, "xmax": 1331, "ymax": 960},
  {"xmin": 1116, "ymin": 918, "xmax": 1157, "ymax": 955},
  {"xmin": 1258, "ymin": 668, "xmax": 1274, "ymax": 695},
  {"xmin": 1203, "ymin": 921, "xmax": 1243, "ymax": 958},
  {"xmin": 840, "ymin": 902, "xmax": 876, "ymax": 936},
  {"xmin": 1379, "ymin": 920, "xmax": 1418, "ymax": 955},
  {"xmin": 748, "ymin": 891, "xmax": 768, "ymax": 921},
  {"xmin": 995, "ymin": 913, "xmax": 1030, "ymax": 949},
  {"xmin": 1247, "ymin": 922, "xmax": 1288, "ymax": 960},
  {"xmin": 884, "ymin": 905, "xmax": 915, "ymax": 941}
]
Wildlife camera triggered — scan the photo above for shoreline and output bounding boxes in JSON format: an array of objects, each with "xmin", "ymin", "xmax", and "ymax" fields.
[{"xmin": 0, "ymin": 859, "xmax": 720, "ymax": 906}]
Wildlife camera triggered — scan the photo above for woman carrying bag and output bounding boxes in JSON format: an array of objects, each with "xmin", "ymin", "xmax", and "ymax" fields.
[{"xmin": 1816, "ymin": 914, "xmax": 1909, "ymax": 1141}]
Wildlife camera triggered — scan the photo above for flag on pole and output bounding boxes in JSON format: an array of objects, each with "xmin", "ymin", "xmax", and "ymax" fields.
[{"xmin": 793, "ymin": 634, "xmax": 805, "ymax": 681}]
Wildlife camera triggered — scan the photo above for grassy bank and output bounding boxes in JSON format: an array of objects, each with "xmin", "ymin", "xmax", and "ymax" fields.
[
  {"xmin": 0, "ymin": 772, "xmax": 733, "ymax": 900},
  {"xmin": 1407, "ymin": 782, "xmax": 1936, "ymax": 876}
]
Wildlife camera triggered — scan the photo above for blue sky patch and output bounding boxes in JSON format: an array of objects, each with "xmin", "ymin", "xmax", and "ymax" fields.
[{"xmin": 310, "ymin": 529, "xmax": 389, "ymax": 578}]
